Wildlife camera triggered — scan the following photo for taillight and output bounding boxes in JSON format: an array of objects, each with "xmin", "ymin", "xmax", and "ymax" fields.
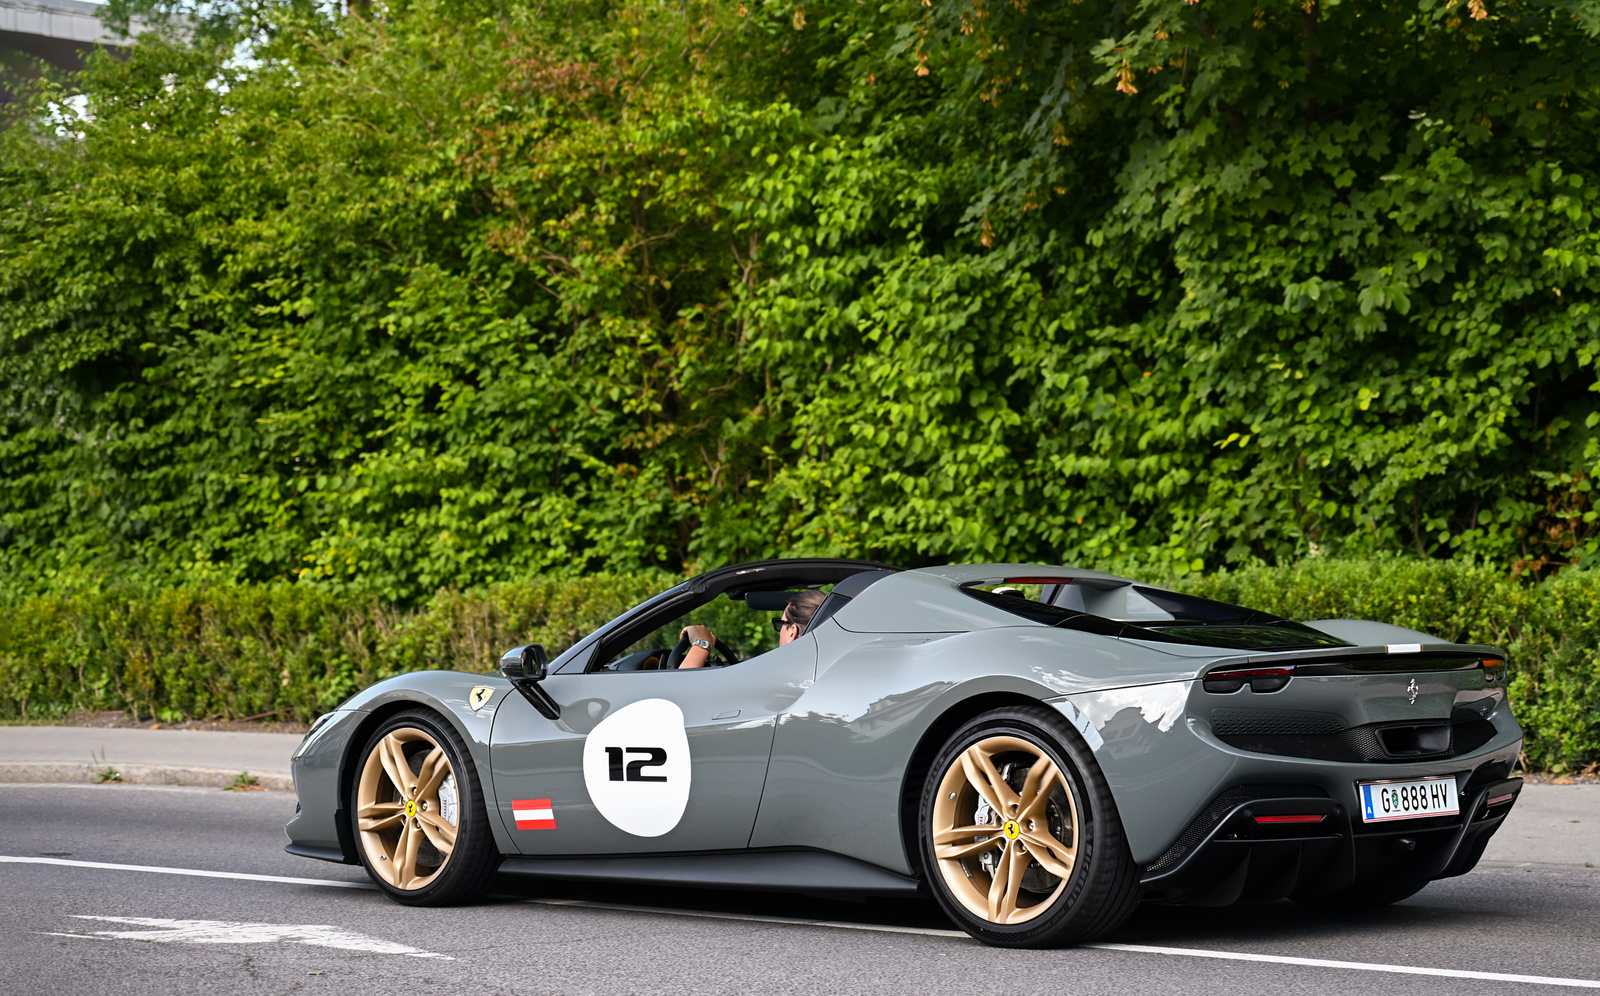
[
  {"xmin": 1481, "ymin": 658, "xmax": 1506, "ymax": 683},
  {"xmin": 1253, "ymin": 814, "xmax": 1325, "ymax": 824},
  {"xmin": 1202, "ymin": 664, "xmax": 1294, "ymax": 694}
]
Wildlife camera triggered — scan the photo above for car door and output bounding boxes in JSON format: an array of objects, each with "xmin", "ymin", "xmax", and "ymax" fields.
[{"xmin": 489, "ymin": 635, "xmax": 817, "ymax": 855}]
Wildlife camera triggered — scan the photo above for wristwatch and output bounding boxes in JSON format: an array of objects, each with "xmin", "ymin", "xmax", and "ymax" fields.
[{"xmin": 691, "ymin": 638, "xmax": 712, "ymax": 650}]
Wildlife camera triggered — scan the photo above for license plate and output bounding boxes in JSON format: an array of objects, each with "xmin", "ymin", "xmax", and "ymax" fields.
[{"xmin": 1358, "ymin": 777, "xmax": 1460, "ymax": 823}]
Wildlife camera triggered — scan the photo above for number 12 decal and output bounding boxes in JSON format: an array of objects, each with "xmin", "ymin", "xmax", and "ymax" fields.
[
  {"xmin": 583, "ymin": 699, "xmax": 690, "ymax": 837},
  {"xmin": 605, "ymin": 746, "xmax": 668, "ymax": 782}
]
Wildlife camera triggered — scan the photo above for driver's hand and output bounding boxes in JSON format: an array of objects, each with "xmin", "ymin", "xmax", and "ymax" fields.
[{"xmin": 681, "ymin": 624, "xmax": 715, "ymax": 647}]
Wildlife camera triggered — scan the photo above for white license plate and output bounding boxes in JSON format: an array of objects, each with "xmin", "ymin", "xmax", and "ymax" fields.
[{"xmin": 1358, "ymin": 777, "xmax": 1460, "ymax": 823}]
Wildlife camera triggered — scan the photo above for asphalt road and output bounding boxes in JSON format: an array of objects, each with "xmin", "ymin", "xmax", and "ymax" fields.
[{"xmin": 2, "ymin": 784, "xmax": 1597, "ymax": 995}]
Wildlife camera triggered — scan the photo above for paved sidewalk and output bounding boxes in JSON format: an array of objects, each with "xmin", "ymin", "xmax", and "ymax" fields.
[
  {"xmin": 0, "ymin": 725, "xmax": 303, "ymax": 790},
  {"xmin": 1483, "ymin": 783, "xmax": 1600, "ymax": 867}
]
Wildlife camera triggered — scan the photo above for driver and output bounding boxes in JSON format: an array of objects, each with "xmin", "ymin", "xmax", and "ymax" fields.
[{"xmin": 677, "ymin": 589, "xmax": 827, "ymax": 669}]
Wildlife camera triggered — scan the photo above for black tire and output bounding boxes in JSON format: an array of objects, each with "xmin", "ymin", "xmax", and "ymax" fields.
[
  {"xmin": 918, "ymin": 705, "xmax": 1142, "ymax": 947},
  {"xmin": 351, "ymin": 708, "xmax": 500, "ymax": 906}
]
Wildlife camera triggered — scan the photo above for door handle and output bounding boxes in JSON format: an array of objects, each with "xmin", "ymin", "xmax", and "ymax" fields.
[{"xmin": 712, "ymin": 709, "xmax": 740, "ymax": 721}]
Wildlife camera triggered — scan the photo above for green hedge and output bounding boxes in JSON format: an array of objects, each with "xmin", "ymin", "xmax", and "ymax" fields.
[
  {"xmin": 0, "ymin": 574, "xmax": 669, "ymax": 725},
  {"xmin": 2, "ymin": 559, "xmax": 1596, "ymax": 771}
]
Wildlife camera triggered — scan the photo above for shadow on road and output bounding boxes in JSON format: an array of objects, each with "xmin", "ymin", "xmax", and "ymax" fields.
[{"xmin": 484, "ymin": 872, "xmax": 1509, "ymax": 947}]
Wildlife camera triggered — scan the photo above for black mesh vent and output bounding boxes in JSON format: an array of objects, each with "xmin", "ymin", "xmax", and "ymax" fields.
[
  {"xmin": 1211, "ymin": 709, "xmax": 1346, "ymax": 736},
  {"xmin": 1146, "ymin": 783, "xmax": 1327, "ymax": 874},
  {"xmin": 1213, "ymin": 713, "xmax": 1502, "ymax": 763}
]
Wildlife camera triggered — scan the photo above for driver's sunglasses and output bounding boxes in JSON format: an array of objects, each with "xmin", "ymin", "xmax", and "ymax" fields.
[{"xmin": 771, "ymin": 616, "xmax": 797, "ymax": 633}]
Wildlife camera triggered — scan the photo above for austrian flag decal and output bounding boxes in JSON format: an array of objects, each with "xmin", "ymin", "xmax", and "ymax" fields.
[{"xmin": 512, "ymin": 799, "xmax": 557, "ymax": 830}]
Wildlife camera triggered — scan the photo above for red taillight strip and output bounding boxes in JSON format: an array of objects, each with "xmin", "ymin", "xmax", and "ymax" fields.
[
  {"xmin": 1486, "ymin": 793, "xmax": 1516, "ymax": 806},
  {"xmin": 1253, "ymin": 815, "xmax": 1325, "ymax": 824},
  {"xmin": 1205, "ymin": 665, "xmax": 1295, "ymax": 680}
]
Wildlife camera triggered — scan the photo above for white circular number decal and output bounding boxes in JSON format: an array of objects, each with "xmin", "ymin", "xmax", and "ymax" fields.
[{"xmin": 582, "ymin": 698, "xmax": 692, "ymax": 837}]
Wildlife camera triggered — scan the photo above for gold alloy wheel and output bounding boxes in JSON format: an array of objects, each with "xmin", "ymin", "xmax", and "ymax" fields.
[
  {"xmin": 931, "ymin": 735, "xmax": 1080, "ymax": 925},
  {"xmin": 356, "ymin": 727, "xmax": 460, "ymax": 890}
]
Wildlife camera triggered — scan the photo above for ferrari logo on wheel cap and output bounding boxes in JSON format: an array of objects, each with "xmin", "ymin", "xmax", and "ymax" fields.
[{"xmin": 1001, "ymin": 820, "xmax": 1021, "ymax": 840}]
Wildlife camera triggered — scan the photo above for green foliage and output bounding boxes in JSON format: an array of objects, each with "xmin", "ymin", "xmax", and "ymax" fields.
[
  {"xmin": 224, "ymin": 770, "xmax": 262, "ymax": 791},
  {"xmin": 2, "ymin": 0, "xmax": 1599, "ymax": 595}
]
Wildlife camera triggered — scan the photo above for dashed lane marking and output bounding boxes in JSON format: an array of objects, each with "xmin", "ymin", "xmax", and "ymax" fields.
[
  {"xmin": 0, "ymin": 855, "xmax": 373, "ymax": 889},
  {"xmin": 529, "ymin": 898, "xmax": 1600, "ymax": 989}
]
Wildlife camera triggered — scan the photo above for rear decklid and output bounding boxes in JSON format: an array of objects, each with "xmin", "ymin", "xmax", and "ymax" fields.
[{"xmin": 1190, "ymin": 643, "xmax": 1510, "ymax": 764}]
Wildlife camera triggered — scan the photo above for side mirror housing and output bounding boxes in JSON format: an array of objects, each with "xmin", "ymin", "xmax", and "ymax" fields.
[
  {"xmin": 499, "ymin": 643, "xmax": 560, "ymax": 721},
  {"xmin": 499, "ymin": 643, "xmax": 549, "ymax": 681}
]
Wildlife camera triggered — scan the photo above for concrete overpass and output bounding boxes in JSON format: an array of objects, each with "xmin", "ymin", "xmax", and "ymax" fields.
[{"xmin": 0, "ymin": 0, "xmax": 137, "ymax": 79}]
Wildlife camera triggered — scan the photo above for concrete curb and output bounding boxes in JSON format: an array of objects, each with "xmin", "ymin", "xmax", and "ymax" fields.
[{"xmin": 0, "ymin": 761, "xmax": 292, "ymax": 792}]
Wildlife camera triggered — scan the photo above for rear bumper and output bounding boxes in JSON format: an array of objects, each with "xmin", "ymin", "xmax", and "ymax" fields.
[{"xmin": 1140, "ymin": 769, "xmax": 1522, "ymax": 905}]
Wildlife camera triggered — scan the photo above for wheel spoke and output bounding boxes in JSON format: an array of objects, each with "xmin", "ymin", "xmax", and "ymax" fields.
[
  {"xmin": 377, "ymin": 734, "xmax": 412, "ymax": 796},
  {"xmin": 986, "ymin": 841, "xmax": 1011, "ymax": 922},
  {"xmin": 416, "ymin": 749, "xmax": 449, "ymax": 799},
  {"xmin": 935, "ymin": 834, "xmax": 1004, "ymax": 862},
  {"xmin": 997, "ymin": 843, "xmax": 1028, "ymax": 923},
  {"xmin": 359, "ymin": 812, "xmax": 405, "ymax": 833},
  {"xmin": 419, "ymin": 816, "xmax": 457, "ymax": 851},
  {"xmin": 1016, "ymin": 759, "xmax": 1060, "ymax": 821},
  {"xmin": 357, "ymin": 800, "xmax": 403, "ymax": 819},
  {"xmin": 961, "ymin": 746, "xmax": 1020, "ymax": 817},
  {"xmin": 418, "ymin": 811, "xmax": 457, "ymax": 852},
  {"xmin": 1020, "ymin": 829, "xmax": 1075, "ymax": 879},
  {"xmin": 396, "ymin": 820, "xmax": 422, "ymax": 888},
  {"xmin": 933, "ymin": 824, "xmax": 999, "ymax": 845}
]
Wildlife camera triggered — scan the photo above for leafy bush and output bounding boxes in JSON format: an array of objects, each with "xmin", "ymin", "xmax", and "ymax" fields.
[
  {"xmin": 1, "ymin": 559, "xmax": 1595, "ymax": 771},
  {"xmin": 3, "ymin": 0, "xmax": 1600, "ymax": 598}
]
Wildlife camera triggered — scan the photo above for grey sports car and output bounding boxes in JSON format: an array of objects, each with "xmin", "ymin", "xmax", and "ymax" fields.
[{"xmin": 285, "ymin": 559, "xmax": 1523, "ymax": 947}]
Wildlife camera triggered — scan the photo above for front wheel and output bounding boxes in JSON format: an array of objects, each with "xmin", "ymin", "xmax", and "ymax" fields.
[
  {"xmin": 919, "ymin": 705, "xmax": 1141, "ymax": 947},
  {"xmin": 351, "ymin": 708, "xmax": 499, "ymax": 906}
]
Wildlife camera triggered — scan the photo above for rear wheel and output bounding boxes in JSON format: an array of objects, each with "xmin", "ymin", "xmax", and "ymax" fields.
[
  {"xmin": 919, "ymin": 705, "xmax": 1141, "ymax": 947},
  {"xmin": 352, "ymin": 709, "xmax": 499, "ymax": 905}
]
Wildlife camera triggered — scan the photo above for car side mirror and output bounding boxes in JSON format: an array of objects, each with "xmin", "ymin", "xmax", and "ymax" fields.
[
  {"xmin": 499, "ymin": 644, "xmax": 559, "ymax": 720},
  {"xmin": 499, "ymin": 643, "xmax": 549, "ymax": 682}
]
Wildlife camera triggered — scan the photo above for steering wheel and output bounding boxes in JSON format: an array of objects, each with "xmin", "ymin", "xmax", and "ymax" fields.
[{"xmin": 664, "ymin": 635, "xmax": 737, "ymax": 669}]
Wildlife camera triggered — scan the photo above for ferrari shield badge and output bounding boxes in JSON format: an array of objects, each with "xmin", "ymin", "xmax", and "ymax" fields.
[{"xmin": 469, "ymin": 686, "xmax": 495, "ymax": 712}]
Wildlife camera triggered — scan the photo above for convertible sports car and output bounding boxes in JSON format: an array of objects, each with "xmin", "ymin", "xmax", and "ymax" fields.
[{"xmin": 285, "ymin": 559, "xmax": 1524, "ymax": 947}]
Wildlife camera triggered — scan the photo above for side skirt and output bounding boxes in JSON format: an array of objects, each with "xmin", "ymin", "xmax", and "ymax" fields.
[{"xmin": 498, "ymin": 848, "xmax": 924, "ymax": 898}]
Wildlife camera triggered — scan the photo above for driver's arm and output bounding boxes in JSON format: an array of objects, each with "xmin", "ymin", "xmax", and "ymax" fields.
[{"xmin": 679, "ymin": 624, "xmax": 715, "ymax": 669}]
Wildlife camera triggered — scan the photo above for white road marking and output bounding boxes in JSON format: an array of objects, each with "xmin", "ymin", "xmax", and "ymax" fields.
[
  {"xmin": 10, "ymin": 856, "xmax": 1598, "ymax": 987},
  {"xmin": 61, "ymin": 916, "xmax": 450, "ymax": 959},
  {"xmin": 529, "ymin": 898, "xmax": 1600, "ymax": 989},
  {"xmin": 0, "ymin": 855, "xmax": 373, "ymax": 889},
  {"xmin": 1086, "ymin": 943, "xmax": 1600, "ymax": 990}
]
